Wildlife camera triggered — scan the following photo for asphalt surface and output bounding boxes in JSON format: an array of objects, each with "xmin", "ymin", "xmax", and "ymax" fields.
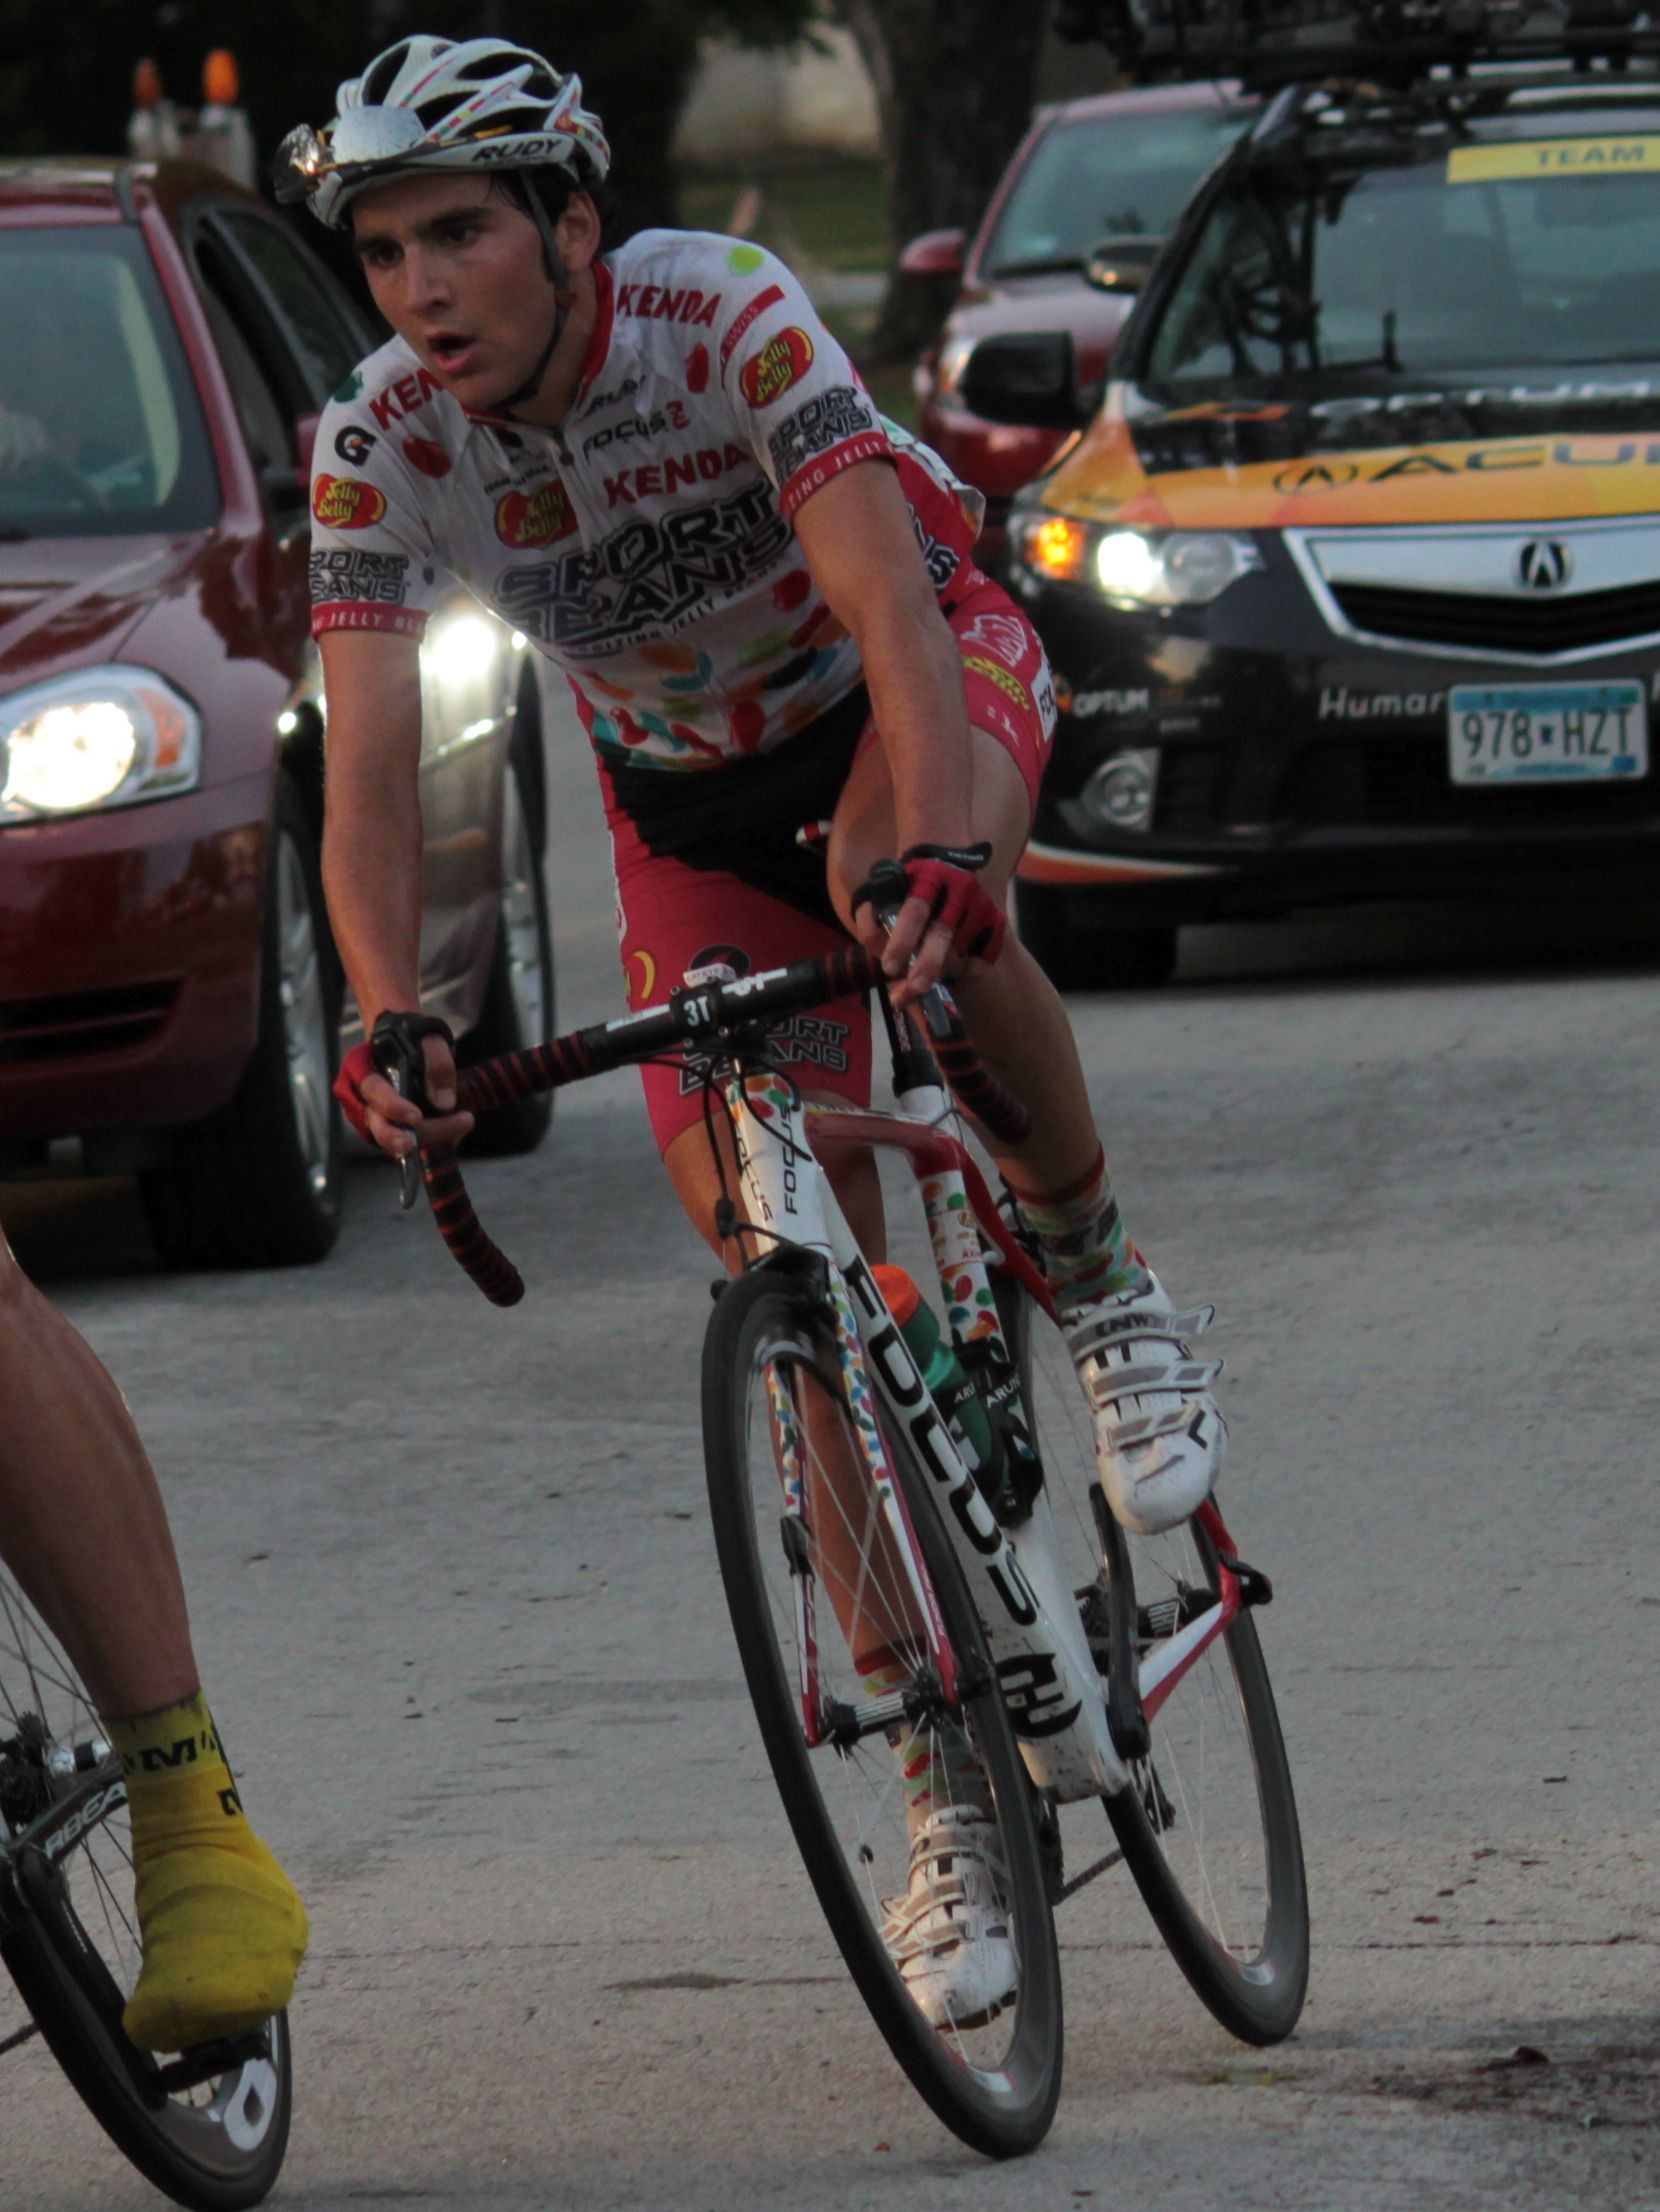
[{"xmin": 3, "ymin": 669, "xmax": 1656, "ymax": 2210}]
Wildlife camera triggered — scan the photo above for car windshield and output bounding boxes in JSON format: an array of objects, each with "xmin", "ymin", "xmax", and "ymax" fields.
[
  {"xmin": 0, "ymin": 227, "xmax": 217, "ymax": 539},
  {"xmin": 1145, "ymin": 126, "xmax": 1660, "ymax": 388},
  {"xmin": 983, "ymin": 104, "xmax": 1251, "ymax": 276}
]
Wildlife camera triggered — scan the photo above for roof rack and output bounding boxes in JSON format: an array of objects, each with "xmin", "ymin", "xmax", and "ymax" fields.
[{"xmin": 1055, "ymin": 0, "xmax": 1660, "ymax": 88}]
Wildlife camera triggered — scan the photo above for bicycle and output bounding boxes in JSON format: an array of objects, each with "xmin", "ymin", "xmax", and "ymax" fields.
[
  {"xmin": 0, "ymin": 1574, "xmax": 292, "ymax": 2208},
  {"xmin": 382, "ymin": 934, "xmax": 1309, "ymax": 2158}
]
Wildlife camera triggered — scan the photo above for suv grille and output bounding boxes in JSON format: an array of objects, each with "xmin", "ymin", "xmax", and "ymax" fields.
[
  {"xmin": 1154, "ymin": 744, "xmax": 1225, "ymax": 834},
  {"xmin": 0, "ymin": 982, "xmax": 179, "ymax": 1064},
  {"xmin": 1330, "ymin": 579, "xmax": 1660, "ymax": 657},
  {"xmin": 1286, "ymin": 738, "xmax": 1652, "ymax": 829}
]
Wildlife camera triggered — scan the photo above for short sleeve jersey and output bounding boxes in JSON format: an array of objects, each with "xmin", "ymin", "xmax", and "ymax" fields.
[{"xmin": 309, "ymin": 230, "xmax": 985, "ymax": 775}]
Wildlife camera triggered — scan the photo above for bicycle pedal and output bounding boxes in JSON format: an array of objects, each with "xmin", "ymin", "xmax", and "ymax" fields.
[
  {"xmin": 153, "ymin": 2028, "xmax": 272, "ymax": 2095},
  {"xmin": 1217, "ymin": 1550, "xmax": 1274, "ymax": 1606}
]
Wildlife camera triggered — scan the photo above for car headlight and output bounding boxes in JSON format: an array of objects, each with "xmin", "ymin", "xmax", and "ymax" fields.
[
  {"xmin": 422, "ymin": 612, "xmax": 500, "ymax": 688},
  {"xmin": 0, "ymin": 666, "xmax": 202, "ymax": 822},
  {"xmin": 1012, "ymin": 516, "xmax": 1261, "ymax": 608}
]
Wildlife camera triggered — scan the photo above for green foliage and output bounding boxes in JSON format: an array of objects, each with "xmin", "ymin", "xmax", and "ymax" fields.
[
  {"xmin": 678, "ymin": 161, "xmax": 888, "ymax": 272},
  {"xmin": 0, "ymin": 0, "xmax": 819, "ymax": 230}
]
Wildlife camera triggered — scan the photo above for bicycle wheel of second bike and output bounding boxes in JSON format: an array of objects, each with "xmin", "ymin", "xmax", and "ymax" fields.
[
  {"xmin": 994, "ymin": 1270, "xmax": 1309, "ymax": 2046},
  {"xmin": 702, "ymin": 1265, "xmax": 1062, "ymax": 2158},
  {"xmin": 0, "ymin": 1565, "xmax": 291, "ymax": 2211}
]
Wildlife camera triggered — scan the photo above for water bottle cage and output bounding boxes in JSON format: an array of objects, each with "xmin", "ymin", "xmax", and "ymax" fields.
[{"xmin": 957, "ymin": 1346, "xmax": 1044, "ymax": 1525}]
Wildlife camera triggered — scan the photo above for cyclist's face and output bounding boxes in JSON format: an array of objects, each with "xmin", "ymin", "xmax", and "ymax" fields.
[{"xmin": 351, "ymin": 173, "xmax": 595, "ymax": 410}]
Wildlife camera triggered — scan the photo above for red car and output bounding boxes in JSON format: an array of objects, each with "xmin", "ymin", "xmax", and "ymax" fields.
[
  {"xmin": 903, "ymin": 82, "xmax": 1252, "ymax": 563},
  {"xmin": 0, "ymin": 159, "xmax": 554, "ymax": 1269}
]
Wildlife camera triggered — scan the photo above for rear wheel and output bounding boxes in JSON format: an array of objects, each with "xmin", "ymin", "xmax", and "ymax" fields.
[
  {"xmin": 1015, "ymin": 884, "xmax": 1177, "ymax": 991},
  {"xmin": 993, "ymin": 1268, "xmax": 1309, "ymax": 2044},
  {"xmin": 702, "ymin": 1266, "xmax": 1062, "ymax": 2157},
  {"xmin": 0, "ymin": 1568, "xmax": 291, "ymax": 2208},
  {"xmin": 141, "ymin": 778, "xmax": 341, "ymax": 1269}
]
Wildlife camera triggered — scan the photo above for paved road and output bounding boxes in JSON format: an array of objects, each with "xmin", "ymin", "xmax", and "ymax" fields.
[{"xmin": 4, "ymin": 674, "xmax": 1656, "ymax": 2210}]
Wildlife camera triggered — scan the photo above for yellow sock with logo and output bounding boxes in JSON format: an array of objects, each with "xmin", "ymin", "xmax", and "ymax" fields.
[{"xmin": 109, "ymin": 1692, "xmax": 308, "ymax": 2052}]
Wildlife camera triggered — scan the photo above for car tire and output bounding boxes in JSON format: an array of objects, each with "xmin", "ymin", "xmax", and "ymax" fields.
[
  {"xmin": 458, "ymin": 738, "xmax": 555, "ymax": 1159},
  {"xmin": 140, "ymin": 778, "xmax": 343, "ymax": 1270},
  {"xmin": 1016, "ymin": 882, "xmax": 1179, "ymax": 991}
]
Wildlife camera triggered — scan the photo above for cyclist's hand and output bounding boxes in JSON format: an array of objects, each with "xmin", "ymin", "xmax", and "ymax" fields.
[
  {"xmin": 335, "ymin": 1028, "xmax": 474, "ymax": 1159},
  {"xmin": 853, "ymin": 845, "xmax": 1006, "ymax": 1007}
]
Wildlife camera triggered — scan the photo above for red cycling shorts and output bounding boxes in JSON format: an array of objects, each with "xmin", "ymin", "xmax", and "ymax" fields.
[{"xmin": 599, "ymin": 569, "xmax": 1054, "ymax": 1155}]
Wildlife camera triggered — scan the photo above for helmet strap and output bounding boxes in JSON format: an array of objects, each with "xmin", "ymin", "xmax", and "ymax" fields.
[{"xmin": 497, "ymin": 184, "xmax": 576, "ymax": 416}]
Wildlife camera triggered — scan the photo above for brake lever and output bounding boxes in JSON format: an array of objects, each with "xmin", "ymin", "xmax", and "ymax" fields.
[
  {"xmin": 385, "ymin": 1070, "xmax": 422, "ymax": 1213},
  {"xmin": 874, "ymin": 897, "xmax": 956, "ymax": 1038},
  {"xmin": 370, "ymin": 1013, "xmax": 448, "ymax": 1214}
]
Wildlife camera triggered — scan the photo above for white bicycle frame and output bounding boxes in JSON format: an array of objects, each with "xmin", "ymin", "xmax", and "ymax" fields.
[{"xmin": 724, "ymin": 1054, "xmax": 1141, "ymax": 1806}]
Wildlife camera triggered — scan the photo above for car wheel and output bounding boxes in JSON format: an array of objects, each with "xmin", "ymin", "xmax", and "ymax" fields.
[
  {"xmin": 140, "ymin": 779, "xmax": 343, "ymax": 1269},
  {"xmin": 458, "ymin": 739, "xmax": 555, "ymax": 1158},
  {"xmin": 1016, "ymin": 882, "xmax": 1179, "ymax": 991}
]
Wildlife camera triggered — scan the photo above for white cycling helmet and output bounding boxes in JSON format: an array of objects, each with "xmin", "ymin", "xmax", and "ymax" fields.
[{"xmin": 275, "ymin": 34, "xmax": 610, "ymax": 229}]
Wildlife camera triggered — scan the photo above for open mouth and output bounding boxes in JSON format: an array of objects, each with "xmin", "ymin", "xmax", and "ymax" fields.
[{"xmin": 428, "ymin": 332, "xmax": 477, "ymax": 371}]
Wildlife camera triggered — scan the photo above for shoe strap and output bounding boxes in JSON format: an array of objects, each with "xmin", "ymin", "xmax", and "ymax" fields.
[
  {"xmin": 1105, "ymin": 1399, "xmax": 1215, "ymax": 1451},
  {"xmin": 884, "ymin": 1866, "xmax": 1004, "ymax": 1946},
  {"xmin": 1065, "ymin": 1302, "xmax": 1215, "ymax": 1362},
  {"xmin": 1082, "ymin": 1357, "xmax": 1223, "ymax": 1411}
]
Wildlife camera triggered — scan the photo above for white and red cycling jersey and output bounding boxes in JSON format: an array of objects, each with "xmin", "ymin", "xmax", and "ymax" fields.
[{"xmin": 308, "ymin": 227, "xmax": 986, "ymax": 773}]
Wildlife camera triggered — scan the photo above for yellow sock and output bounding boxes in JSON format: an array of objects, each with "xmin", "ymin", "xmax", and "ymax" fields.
[{"xmin": 108, "ymin": 1692, "xmax": 309, "ymax": 2053}]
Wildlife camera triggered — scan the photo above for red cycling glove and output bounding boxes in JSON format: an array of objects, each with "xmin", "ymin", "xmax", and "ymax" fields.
[
  {"xmin": 854, "ymin": 843, "xmax": 1006, "ymax": 965},
  {"xmin": 333, "ymin": 1042, "xmax": 376, "ymax": 1142}
]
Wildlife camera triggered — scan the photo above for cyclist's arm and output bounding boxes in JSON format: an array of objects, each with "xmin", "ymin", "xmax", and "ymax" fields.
[
  {"xmin": 318, "ymin": 628, "xmax": 472, "ymax": 1154},
  {"xmin": 791, "ymin": 458, "xmax": 977, "ymax": 980}
]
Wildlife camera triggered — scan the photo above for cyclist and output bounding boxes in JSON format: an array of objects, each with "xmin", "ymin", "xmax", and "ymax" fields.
[
  {"xmin": 282, "ymin": 34, "xmax": 1228, "ymax": 2028},
  {"xmin": 0, "ymin": 1225, "xmax": 308, "ymax": 2050}
]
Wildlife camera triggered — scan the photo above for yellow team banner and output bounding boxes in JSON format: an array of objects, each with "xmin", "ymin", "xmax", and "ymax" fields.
[{"xmin": 1449, "ymin": 135, "xmax": 1660, "ymax": 184}]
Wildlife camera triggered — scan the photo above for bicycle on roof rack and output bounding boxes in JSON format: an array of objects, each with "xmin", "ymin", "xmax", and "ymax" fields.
[
  {"xmin": 1056, "ymin": 0, "xmax": 1660, "ymax": 86},
  {"xmin": 376, "ymin": 926, "xmax": 1309, "ymax": 2158}
]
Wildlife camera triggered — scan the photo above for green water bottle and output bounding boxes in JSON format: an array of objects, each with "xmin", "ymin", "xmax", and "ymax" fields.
[{"xmin": 872, "ymin": 1263, "xmax": 1004, "ymax": 1496}]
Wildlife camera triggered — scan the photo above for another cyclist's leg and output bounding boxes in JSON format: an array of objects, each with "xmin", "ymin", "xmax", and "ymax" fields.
[
  {"xmin": 0, "ymin": 1227, "xmax": 308, "ymax": 2050},
  {"xmin": 825, "ymin": 609, "xmax": 1225, "ymax": 1537}
]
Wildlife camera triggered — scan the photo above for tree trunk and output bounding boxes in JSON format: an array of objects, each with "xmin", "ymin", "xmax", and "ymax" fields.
[{"xmin": 839, "ymin": 0, "xmax": 1051, "ymax": 363}]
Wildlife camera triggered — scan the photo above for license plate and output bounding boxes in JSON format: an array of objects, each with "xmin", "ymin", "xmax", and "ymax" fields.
[{"xmin": 1448, "ymin": 681, "xmax": 1648, "ymax": 784}]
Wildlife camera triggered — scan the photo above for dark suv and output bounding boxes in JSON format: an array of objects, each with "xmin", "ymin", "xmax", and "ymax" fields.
[{"xmin": 978, "ymin": 5, "xmax": 1660, "ymax": 984}]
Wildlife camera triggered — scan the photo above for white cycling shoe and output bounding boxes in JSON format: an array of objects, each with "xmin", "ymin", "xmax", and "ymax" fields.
[
  {"xmin": 1064, "ymin": 1279, "xmax": 1227, "ymax": 1536},
  {"xmin": 883, "ymin": 1805, "xmax": 1017, "ymax": 2031}
]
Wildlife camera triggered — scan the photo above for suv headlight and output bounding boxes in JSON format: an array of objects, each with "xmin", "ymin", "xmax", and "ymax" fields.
[
  {"xmin": 0, "ymin": 667, "xmax": 202, "ymax": 822},
  {"xmin": 1012, "ymin": 517, "xmax": 1261, "ymax": 608}
]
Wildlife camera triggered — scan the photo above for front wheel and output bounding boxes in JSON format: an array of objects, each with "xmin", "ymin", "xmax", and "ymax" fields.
[
  {"xmin": 702, "ymin": 1265, "xmax": 1062, "ymax": 2158},
  {"xmin": 0, "ymin": 1567, "xmax": 292, "ymax": 2207},
  {"xmin": 993, "ymin": 1268, "xmax": 1308, "ymax": 2044}
]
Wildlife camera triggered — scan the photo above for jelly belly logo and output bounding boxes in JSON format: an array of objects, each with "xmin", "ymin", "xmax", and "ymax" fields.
[
  {"xmin": 312, "ymin": 475, "xmax": 386, "ymax": 530},
  {"xmin": 740, "ymin": 327, "xmax": 813, "ymax": 409},
  {"xmin": 495, "ymin": 483, "xmax": 574, "ymax": 548}
]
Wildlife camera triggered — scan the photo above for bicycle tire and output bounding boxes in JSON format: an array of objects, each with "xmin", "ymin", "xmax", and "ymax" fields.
[
  {"xmin": 0, "ymin": 1567, "xmax": 292, "ymax": 2210},
  {"xmin": 993, "ymin": 1270, "xmax": 1309, "ymax": 2046},
  {"xmin": 702, "ymin": 1264, "xmax": 1062, "ymax": 2158}
]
